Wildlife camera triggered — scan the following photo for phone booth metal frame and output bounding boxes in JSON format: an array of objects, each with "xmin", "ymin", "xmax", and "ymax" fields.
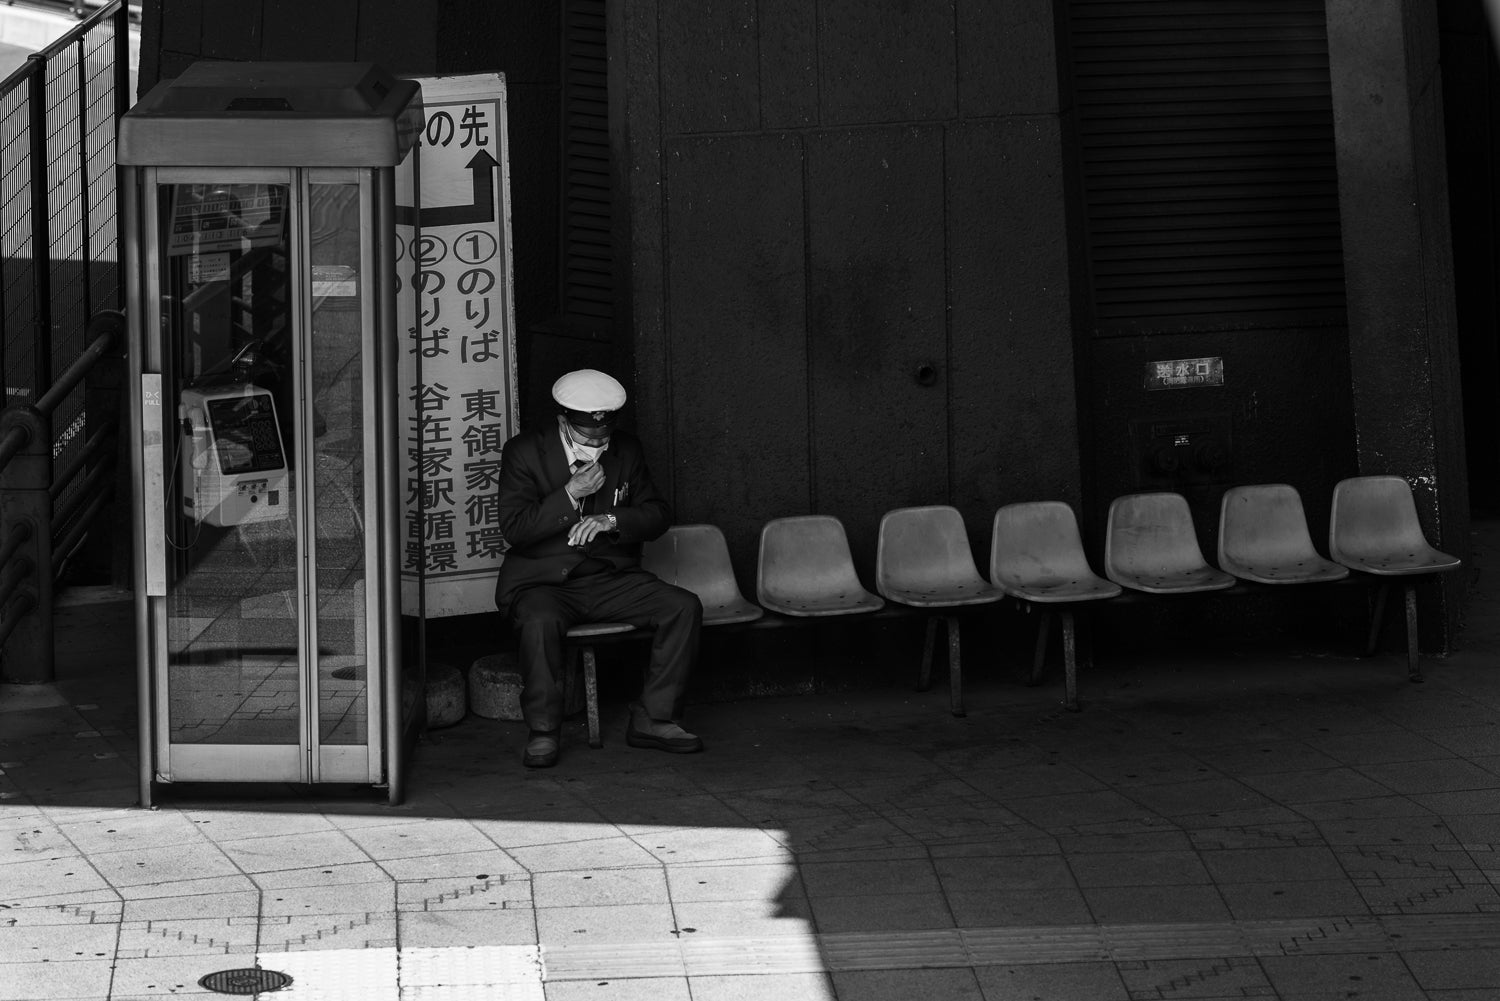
[{"xmin": 120, "ymin": 62, "xmax": 423, "ymax": 806}]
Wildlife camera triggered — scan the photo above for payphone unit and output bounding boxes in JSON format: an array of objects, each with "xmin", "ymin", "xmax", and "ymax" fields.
[{"xmin": 179, "ymin": 383, "xmax": 289, "ymax": 527}]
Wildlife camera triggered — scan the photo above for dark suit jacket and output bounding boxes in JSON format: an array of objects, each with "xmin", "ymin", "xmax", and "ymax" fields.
[{"xmin": 493, "ymin": 424, "xmax": 672, "ymax": 616}]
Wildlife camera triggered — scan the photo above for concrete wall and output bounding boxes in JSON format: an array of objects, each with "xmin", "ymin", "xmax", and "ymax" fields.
[
  {"xmin": 1438, "ymin": 0, "xmax": 1500, "ymax": 511},
  {"xmin": 135, "ymin": 0, "xmax": 1474, "ymax": 646},
  {"xmin": 615, "ymin": 0, "xmax": 1083, "ymax": 582}
]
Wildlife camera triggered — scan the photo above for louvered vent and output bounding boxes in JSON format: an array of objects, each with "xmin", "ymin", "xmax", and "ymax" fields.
[
  {"xmin": 1067, "ymin": 0, "xmax": 1347, "ymax": 335},
  {"xmin": 562, "ymin": 0, "xmax": 613, "ymax": 325}
]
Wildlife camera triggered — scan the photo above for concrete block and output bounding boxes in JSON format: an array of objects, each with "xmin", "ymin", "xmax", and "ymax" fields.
[
  {"xmin": 468, "ymin": 652, "xmax": 584, "ymax": 721},
  {"xmin": 425, "ymin": 661, "xmax": 466, "ymax": 729},
  {"xmin": 469, "ymin": 652, "xmax": 525, "ymax": 721}
]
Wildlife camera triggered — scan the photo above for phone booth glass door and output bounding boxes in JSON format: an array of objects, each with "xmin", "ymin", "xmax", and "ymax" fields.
[{"xmin": 151, "ymin": 172, "xmax": 381, "ymax": 784}]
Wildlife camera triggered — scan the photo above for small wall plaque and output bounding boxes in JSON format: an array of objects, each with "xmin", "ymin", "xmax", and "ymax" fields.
[{"xmin": 1145, "ymin": 356, "xmax": 1224, "ymax": 390}]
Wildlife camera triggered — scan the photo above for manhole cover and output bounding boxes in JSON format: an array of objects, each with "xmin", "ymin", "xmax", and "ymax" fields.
[
  {"xmin": 199, "ymin": 968, "xmax": 293, "ymax": 995},
  {"xmin": 331, "ymin": 666, "xmax": 360, "ymax": 680}
]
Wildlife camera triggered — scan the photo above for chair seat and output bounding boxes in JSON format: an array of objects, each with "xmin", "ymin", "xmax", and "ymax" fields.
[
  {"xmin": 1106, "ymin": 492, "xmax": 1236, "ymax": 596},
  {"xmin": 990, "ymin": 501, "xmax": 1122, "ymax": 608},
  {"xmin": 875, "ymin": 504, "xmax": 999, "ymax": 718},
  {"xmin": 1330, "ymin": 475, "xmax": 1463, "ymax": 579},
  {"xmin": 989, "ymin": 501, "xmax": 1123, "ymax": 713},
  {"xmin": 758, "ymin": 515, "xmax": 885, "ymax": 618},
  {"xmin": 760, "ymin": 590, "xmax": 886, "ymax": 617},
  {"xmin": 1329, "ymin": 475, "xmax": 1465, "ymax": 684},
  {"xmin": 565, "ymin": 621, "xmax": 637, "ymax": 639},
  {"xmin": 880, "ymin": 581, "xmax": 1004, "ymax": 608},
  {"xmin": 643, "ymin": 523, "xmax": 766, "ymax": 627},
  {"xmin": 876, "ymin": 505, "xmax": 1002, "ymax": 611},
  {"xmin": 1336, "ymin": 547, "xmax": 1460, "ymax": 576},
  {"xmin": 999, "ymin": 573, "xmax": 1122, "ymax": 603},
  {"xmin": 703, "ymin": 597, "xmax": 765, "ymax": 626},
  {"xmin": 1217, "ymin": 483, "xmax": 1350, "ymax": 587},
  {"xmin": 1221, "ymin": 555, "xmax": 1350, "ymax": 584},
  {"xmin": 1111, "ymin": 565, "xmax": 1236, "ymax": 594}
]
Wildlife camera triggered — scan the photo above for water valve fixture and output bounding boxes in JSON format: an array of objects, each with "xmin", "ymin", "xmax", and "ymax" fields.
[{"xmin": 1131, "ymin": 415, "xmax": 1233, "ymax": 487}]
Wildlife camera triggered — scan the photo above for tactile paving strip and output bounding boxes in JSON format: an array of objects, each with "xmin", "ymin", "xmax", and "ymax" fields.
[
  {"xmin": 242, "ymin": 946, "xmax": 549, "ymax": 1000},
  {"xmin": 540, "ymin": 913, "xmax": 1500, "ymax": 981},
  {"xmin": 254, "ymin": 947, "xmax": 399, "ymax": 1001},
  {"xmin": 240, "ymin": 914, "xmax": 1500, "ymax": 995},
  {"xmin": 399, "ymin": 945, "xmax": 543, "ymax": 987}
]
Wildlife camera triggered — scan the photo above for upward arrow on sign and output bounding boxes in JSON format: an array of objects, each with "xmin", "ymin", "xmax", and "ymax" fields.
[{"xmin": 396, "ymin": 150, "xmax": 500, "ymax": 229}]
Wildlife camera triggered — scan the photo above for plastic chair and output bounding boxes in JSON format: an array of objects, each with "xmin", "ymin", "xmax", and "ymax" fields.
[
  {"xmin": 1217, "ymin": 484, "xmax": 1349, "ymax": 585},
  {"xmin": 989, "ymin": 501, "xmax": 1121, "ymax": 711},
  {"xmin": 575, "ymin": 525, "xmax": 763, "ymax": 750},
  {"xmin": 642, "ymin": 524, "xmax": 764, "ymax": 626},
  {"xmin": 1330, "ymin": 474, "xmax": 1462, "ymax": 682},
  {"xmin": 1104, "ymin": 492, "xmax": 1236, "ymax": 594},
  {"xmin": 876, "ymin": 506, "xmax": 1004, "ymax": 717},
  {"xmin": 756, "ymin": 515, "xmax": 885, "ymax": 617}
]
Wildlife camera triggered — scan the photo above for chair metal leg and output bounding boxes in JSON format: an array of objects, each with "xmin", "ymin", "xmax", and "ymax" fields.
[
  {"xmin": 583, "ymin": 646, "xmax": 602, "ymax": 747},
  {"xmin": 1365, "ymin": 580, "xmax": 1391, "ymax": 656},
  {"xmin": 1061, "ymin": 609, "xmax": 1079, "ymax": 713},
  {"xmin": 1404, "ymin": 582, "xmax": 1423, "ymax": 683},
  {"xmin": 945, "ymin": 614, "xmax": 964, "ymax": 718},
  {"xmin": 1029, "ymin": 608, "xmax": 1053, "ymax": 686},
  {"xmin": 1078, "ymin": 608, "xmax": 1096, "ymax": 670},
  {"xmin": 917, "ymin": 616, "xmax": 938, "ymax": 691}
]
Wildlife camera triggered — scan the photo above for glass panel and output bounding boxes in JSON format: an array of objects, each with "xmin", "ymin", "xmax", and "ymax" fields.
[
  {"xmin": 310, "ymin": 182, "xmax": 368, "ymax": 745},
  {"xmin": 159, "ymin": 181, "xmax": 300, "ymax": 745}
]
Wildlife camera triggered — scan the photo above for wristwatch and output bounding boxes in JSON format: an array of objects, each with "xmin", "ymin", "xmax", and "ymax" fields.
[{"xmin": 605, "ymin": 512, "xmax": 618, "ymax": 532}]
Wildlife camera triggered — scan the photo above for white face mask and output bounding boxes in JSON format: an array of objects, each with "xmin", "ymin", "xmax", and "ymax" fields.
[
  {"xmin": 571, "ymin": 441, "xmax": 605, "ymax": 463},
  {"xmin": 560, "ymin": 415, "xmax": 608, "ymax": 462}
]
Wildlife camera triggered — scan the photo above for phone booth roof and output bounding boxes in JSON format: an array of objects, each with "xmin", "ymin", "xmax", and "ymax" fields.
[{"xmin": 120, "ymin": 61, "xmax": 422, "ymax": 168}]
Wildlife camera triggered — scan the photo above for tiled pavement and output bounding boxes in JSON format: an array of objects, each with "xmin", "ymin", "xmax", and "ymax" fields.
[{"xmin": 4, "ymin": 535, "xmax": 1500, "ymax": 999}]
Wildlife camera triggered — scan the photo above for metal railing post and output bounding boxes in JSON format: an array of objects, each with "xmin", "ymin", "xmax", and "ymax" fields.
[
  {"xmin": 77, "ymin": 35, "xmax": 91, "ymax": 324},
  {"xmin": 27, "ymin": 56, "xmax": 52, "ymax": 396},
  {"xmin": 0, "ymin": 404, "xmax": 54, "ymax": 683},
  {"xmin": 114, "ymin": 2, "xmax": 130, "ymax": 320},
  {"xmin": 114, "ymin": 3, "xmax": 129, "ymax": 117}
]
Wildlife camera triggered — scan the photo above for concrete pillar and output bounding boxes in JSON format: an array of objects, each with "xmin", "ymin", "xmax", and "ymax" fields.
[{"xmin": 1327, "ymin": 0, "xmax": 1470, "ymax": 647}]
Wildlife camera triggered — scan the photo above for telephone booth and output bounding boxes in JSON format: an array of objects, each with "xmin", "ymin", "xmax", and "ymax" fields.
[{"xmin": 120, "ymin": 62, "xmax": 423, "ymax": 805}]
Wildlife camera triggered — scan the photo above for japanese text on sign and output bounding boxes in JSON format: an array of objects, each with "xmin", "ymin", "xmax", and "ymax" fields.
[
  {"xmin": 397, "ymin": 74, "xmax": 519, "ymax": 617},
  {"xmin": 1144, "ymin": 356, "xmax": 1224, "ymax": 391}
]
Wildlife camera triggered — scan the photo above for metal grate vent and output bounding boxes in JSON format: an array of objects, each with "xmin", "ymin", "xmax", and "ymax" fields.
[
  {"xmin": 199, "ymin": 968, "xmax": 293, "ymax": 995},
  {"xmin": 1065, "ymin": 0, "xmax": 1347, "ymax": 335},
  {"xmin": 561, "ymin": 0, "xmax": 613, "ymax": 326}
]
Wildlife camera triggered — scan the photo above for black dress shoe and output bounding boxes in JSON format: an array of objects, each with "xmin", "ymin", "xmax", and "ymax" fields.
[
  {"xmin": 523, "ymin": 730, "xmax": 560, "ymax": 768},
  {"xmin": 625, "ymin": 718, "xmax": 704, "ymax": 754}
]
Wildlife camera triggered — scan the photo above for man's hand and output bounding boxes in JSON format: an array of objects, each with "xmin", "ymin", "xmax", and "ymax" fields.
[
  {"xmin": 565, "ymin": 459, "xmax": 605, "ymax": 502},
  {"xmin": 568, "ymin": 513, "xmax": 616, "ymax": 547}
]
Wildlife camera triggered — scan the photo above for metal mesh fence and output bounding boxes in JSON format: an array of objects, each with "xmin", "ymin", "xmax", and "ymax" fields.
[
  {"xmin": 0, "ymin": 5, "xmax": 127, "ymax": 537},
  {"xmin": 1, "ymin": 78, "xmax": 38, "ymax": 406}
]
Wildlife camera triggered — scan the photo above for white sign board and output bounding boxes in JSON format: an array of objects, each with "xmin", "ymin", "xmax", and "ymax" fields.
[{"xmin": 396, "ymin": 73, "xmax": 520, "ymax": 617}]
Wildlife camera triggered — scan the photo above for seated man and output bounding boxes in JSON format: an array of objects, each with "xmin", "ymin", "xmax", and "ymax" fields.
[{"xmin": 494, "ymin": 369, "xmax": 704, "ymax": 768}]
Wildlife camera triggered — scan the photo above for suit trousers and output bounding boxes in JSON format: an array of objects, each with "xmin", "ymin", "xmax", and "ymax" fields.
[{"xmin": 509, "ymin": 569, "xmax": 702, "ymax": 732}]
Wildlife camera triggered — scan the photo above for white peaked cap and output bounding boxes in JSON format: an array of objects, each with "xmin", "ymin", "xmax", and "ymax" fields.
[{"xmin": 552, "ymin": 369, "xmax": 627, "ymax": 412}]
